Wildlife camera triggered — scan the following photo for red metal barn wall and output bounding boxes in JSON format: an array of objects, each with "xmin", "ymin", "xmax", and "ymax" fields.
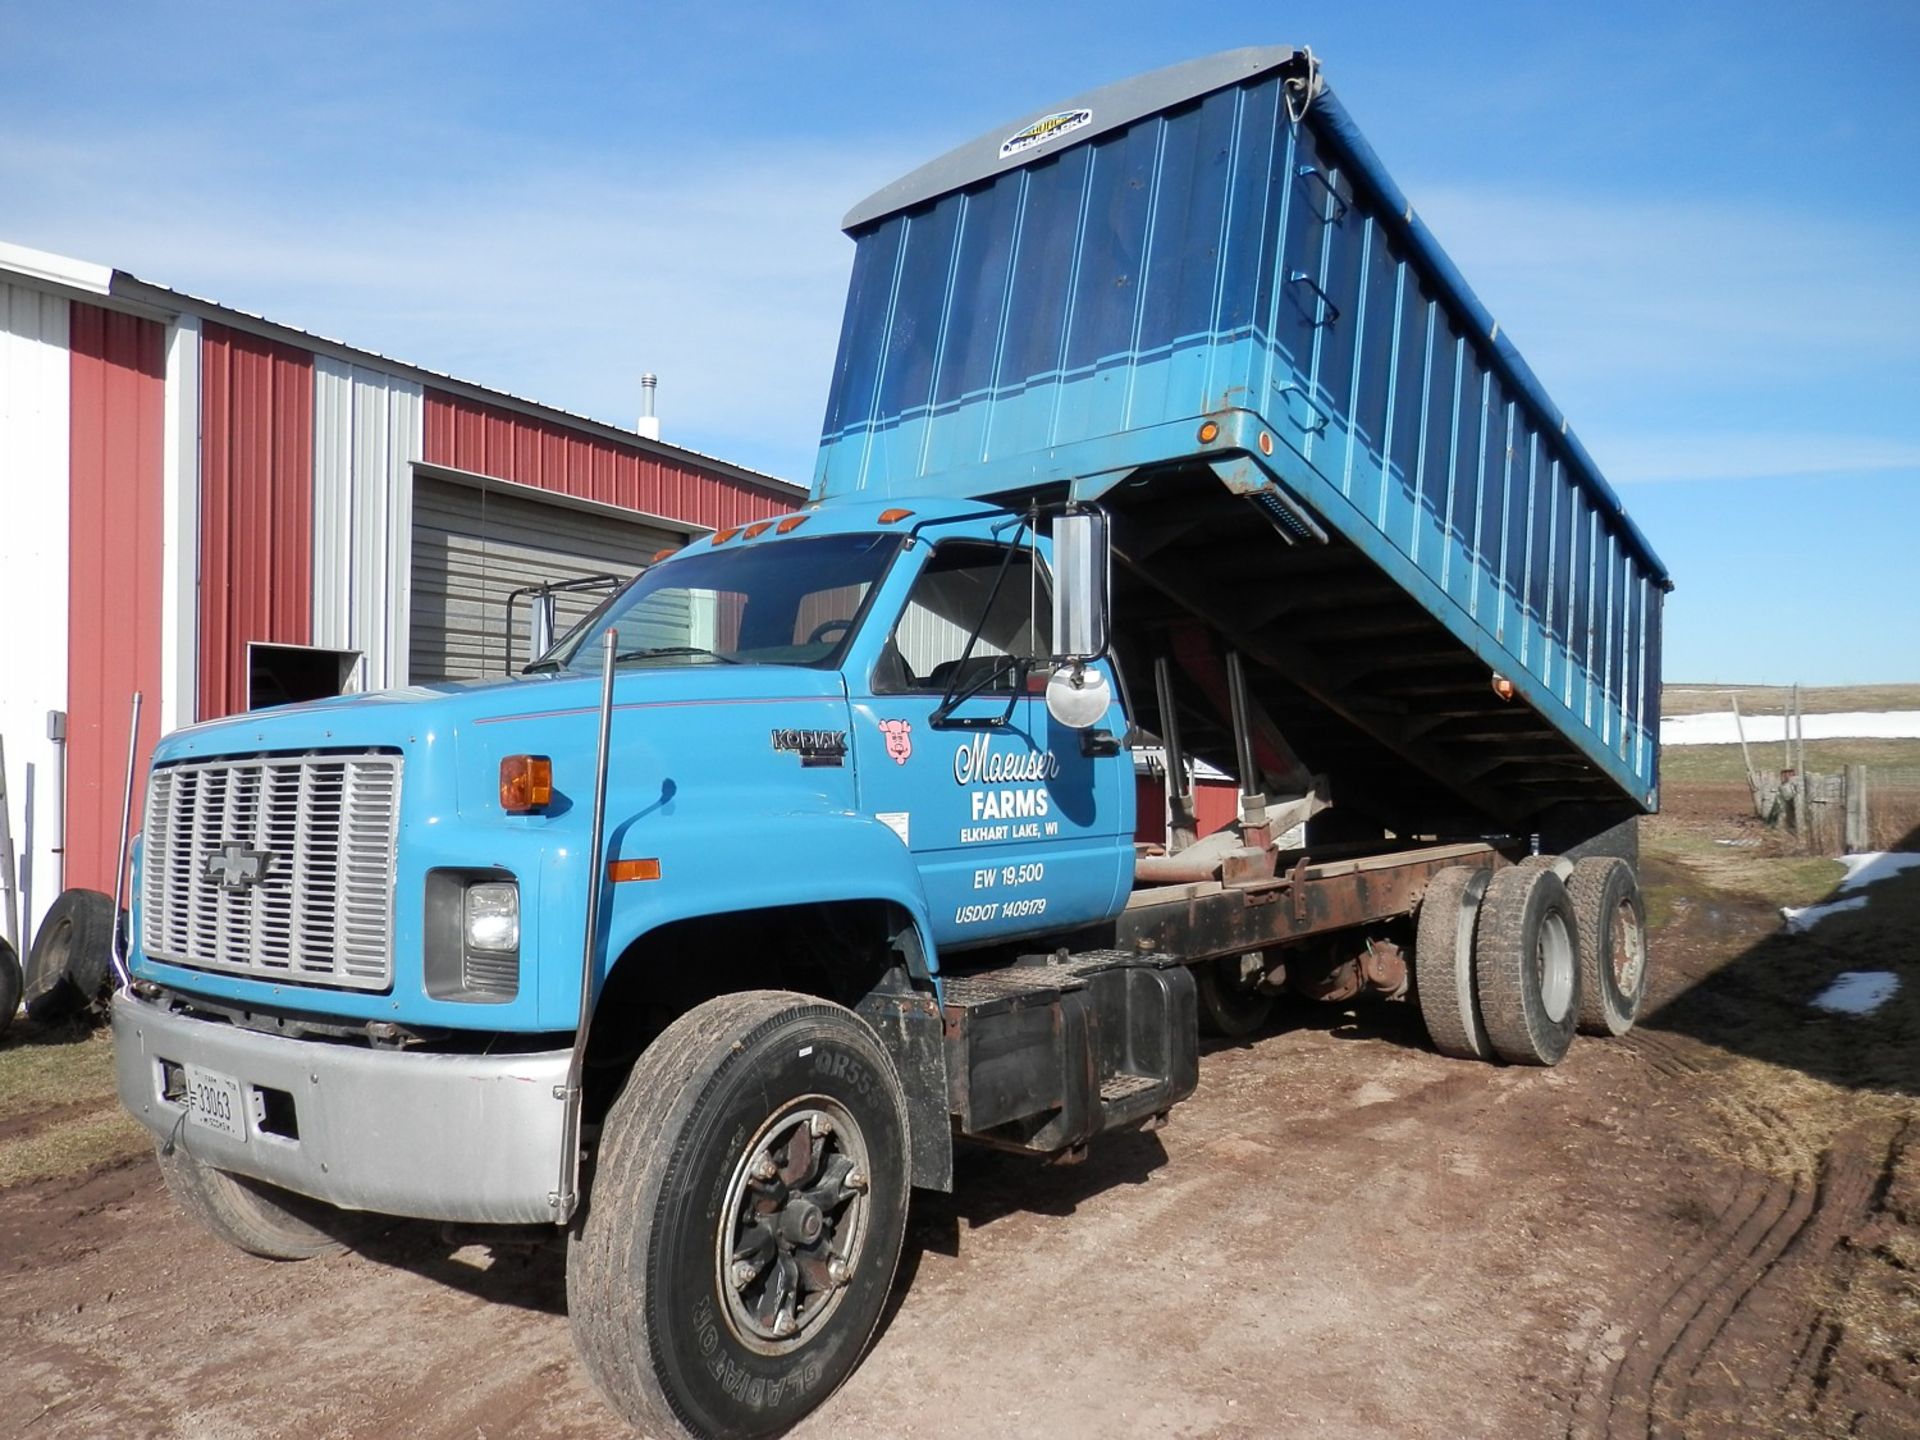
[
  {"xmin": 198, "ymin": 323, "xmax": 314, "ymax": 720},
  {"xmin": 66, "ymin": 303, "xmax": 165, "ymax": 895},
  {"xmin": 422, "ymin": 391, "xmax": 790, "ymax": 530}
]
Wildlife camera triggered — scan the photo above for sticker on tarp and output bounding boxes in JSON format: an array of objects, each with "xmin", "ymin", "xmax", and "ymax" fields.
[{"xmin": 1000, "ymin": 108, "xmax": 1092, "ymax": 159}]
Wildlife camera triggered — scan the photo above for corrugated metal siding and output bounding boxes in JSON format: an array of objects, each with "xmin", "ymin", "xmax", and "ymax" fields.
[
  {"xmin": 313, "ymin": 360, "xmax": 423, "ymax": 689},
  {"xmin": 199, "ymin": 323, "xmax": 314, "ymax": 719},
  {"xmin": 408, "ymin": 474, "xmax": 679, "ymax": 681},
  {"xmin": 422, "ymin": 390, "xmax": 792, "ymax": 532},
  {"xmin": 67, "ymin": 303, "xmax": 166, "ymax": 896},
  {"xmin": 0, "ymin": 283, "xmax": 71, "ymax": 934}
]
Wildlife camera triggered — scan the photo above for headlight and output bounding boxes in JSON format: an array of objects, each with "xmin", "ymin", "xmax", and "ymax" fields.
[{"xmin": 463, "ymin": 881, "xmax": 520, "ymax": 952}]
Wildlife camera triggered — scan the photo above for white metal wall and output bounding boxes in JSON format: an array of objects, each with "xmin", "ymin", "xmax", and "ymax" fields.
[
  {"xmin": 312, "ymin": 359, "xmax": 423, "ymax": 690},
  {"xmin": 0, "ymin": 282, "xmax": 71, "ymax": 941}
]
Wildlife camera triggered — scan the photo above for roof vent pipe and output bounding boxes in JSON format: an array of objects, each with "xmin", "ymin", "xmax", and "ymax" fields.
[{"xmin": 637, "ymin": 373, "xmax": 660, "ymax": 441}]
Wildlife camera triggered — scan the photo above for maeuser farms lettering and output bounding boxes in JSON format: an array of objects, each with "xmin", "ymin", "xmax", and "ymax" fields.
[
  {"xmin": 954, "ymin": 736, "xmax": 1062, "ymax": 843},
  {"xmin": 952, "ymin": 735, "xmax": 1059, "ymax": 786}
]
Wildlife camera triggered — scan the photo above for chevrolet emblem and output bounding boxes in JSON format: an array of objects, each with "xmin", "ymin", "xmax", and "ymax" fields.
[{"xmin": 205, "ymin": 843, "xmax": 271, "ymax": 890}]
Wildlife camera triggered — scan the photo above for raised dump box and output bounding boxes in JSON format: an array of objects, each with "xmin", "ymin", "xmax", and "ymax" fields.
[{"xmin": 816, "ymin": 46, "xmax": 1671, "ymax": 845}]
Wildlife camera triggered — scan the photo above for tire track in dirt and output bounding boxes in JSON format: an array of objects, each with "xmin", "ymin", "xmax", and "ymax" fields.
[{"xmin": 1568, "ymin": 1031, "xmax": 1893, "ymax": 1438}]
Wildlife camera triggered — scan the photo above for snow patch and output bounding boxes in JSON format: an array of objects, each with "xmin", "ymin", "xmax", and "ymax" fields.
[
  {"xmin": 1783, "ymin": 895, "xmax": 1869, "ymax": 932},
  {"xmin": 1810, "ymin": 971, "xmax": 1901, "ymax": 1016},
  {"xmin": 1661, "ymin": 709, "xmax": 1920, "ymax": 746},
  {"xmin": 1779, "ymin": 850, "xmax": 1920, "ymax": 932}
]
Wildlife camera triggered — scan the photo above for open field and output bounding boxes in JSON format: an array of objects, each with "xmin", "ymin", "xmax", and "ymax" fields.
[
  {"xmin": 1662, "ymin": 682, "xmax": 1920, "ymax": 716},
  {"xmin": 4, "ymin": 782, "xmax": 1918, "ymax": 1439},
  {"xmin": 1659, "ymin": 735, "xmax": 1920, "ymax": 783}
]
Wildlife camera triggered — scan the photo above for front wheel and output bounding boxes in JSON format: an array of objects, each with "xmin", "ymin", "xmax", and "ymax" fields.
[{"xmin": 568, "ymin": 991, "xmax": 910, "ymax": 1439}]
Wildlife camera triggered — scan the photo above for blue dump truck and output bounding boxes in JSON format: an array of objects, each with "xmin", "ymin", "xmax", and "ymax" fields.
[{"xmin": 115, "ymin": 46, "xmax": 1669, "ymax": 1439}]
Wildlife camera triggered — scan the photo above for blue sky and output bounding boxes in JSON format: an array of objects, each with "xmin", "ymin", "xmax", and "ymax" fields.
[{"xmin": 4, "ymin": 1, "xmax": 1916, "ymax": 684}]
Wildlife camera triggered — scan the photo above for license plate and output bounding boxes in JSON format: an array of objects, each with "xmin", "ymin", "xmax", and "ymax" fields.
[{"xmin": 183, "ymin": 1064, "xmax": 248, "ymax": 1142}]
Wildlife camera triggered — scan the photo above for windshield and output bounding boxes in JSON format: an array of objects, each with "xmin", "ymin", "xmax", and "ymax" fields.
[{"xmin": 544, "ymin": 531, "xmax": 901, "ymax": 672}]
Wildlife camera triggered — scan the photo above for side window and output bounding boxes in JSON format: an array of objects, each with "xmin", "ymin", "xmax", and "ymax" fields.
[{"xmin": 879, "ymin": 541, "xmax": 1051, "ymax": 693}]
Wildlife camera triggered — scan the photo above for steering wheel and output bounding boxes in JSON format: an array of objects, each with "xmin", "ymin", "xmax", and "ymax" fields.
[{"xmin": 806, "ymin": 617, "xmax": 855, "ymax": 647}]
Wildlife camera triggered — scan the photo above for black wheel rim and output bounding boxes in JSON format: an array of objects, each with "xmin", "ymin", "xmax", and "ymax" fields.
[{"xmin": 715, "ymin": 1095, "xmax": 871, "ymax": 1355}]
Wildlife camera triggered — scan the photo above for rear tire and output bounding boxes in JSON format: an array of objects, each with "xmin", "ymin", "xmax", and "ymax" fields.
[
  {"xmin": 568, "ymin": 991, "xmax": 911, "ymax": 1439},
  {"xmin": 0, "ymin": 937, "xmax": 20, "ymax": 1041},
  {"xmin": 1414, "ymin": 867, "xmax": 1494, "ymax": 1061},
  {"xmin": 1195, "ymin": 954, "xmax": 1273, "ymax": 1037},
  {"xmin": 155, "ymin": 1142, "xmax": 351, "ymax": 1261},
  {"xmin": 24, "ymin": 888, "xmax": 115, "ymax": 1023},
  {"xmin": 1569, "ymin": 857, "xmax": 1648, "ymax": 1036},
  {"xmin": 1474, "ymin": 865, "xmax": 1581, "ymax": 1067}
]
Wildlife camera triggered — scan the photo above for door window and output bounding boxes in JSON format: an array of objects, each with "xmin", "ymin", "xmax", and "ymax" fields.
[{"xmin": 877, "ymin": 542, "xmax": 1051, "ymax": 694}]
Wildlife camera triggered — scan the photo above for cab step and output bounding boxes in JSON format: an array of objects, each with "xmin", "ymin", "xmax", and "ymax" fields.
[{"xmin": 940, "ymin": 949, "xmax": 1198, "ymax": 1157}]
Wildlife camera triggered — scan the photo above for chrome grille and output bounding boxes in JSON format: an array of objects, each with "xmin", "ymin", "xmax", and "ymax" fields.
[{"xmin": 140, "ymin": 753, "xmax": 401, "ymax": 991}]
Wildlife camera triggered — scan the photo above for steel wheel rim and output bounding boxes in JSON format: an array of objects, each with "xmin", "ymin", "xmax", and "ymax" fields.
[
  {"xmin": 1538, "ymin": 909, "xmax": 1575, "ymax": 1024},
  {"xmin": 715, "ymin": 1095, "xmax": 870, "ymax": 1355},
  {"xmin": 1611, "ymin": 898, "xmax": 1645, "ymax": 996}
]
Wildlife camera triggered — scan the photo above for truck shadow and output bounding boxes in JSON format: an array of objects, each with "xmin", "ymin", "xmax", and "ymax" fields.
[
  {"xmin": 347, "ymin": 1219, "xmax": 571, "ymax": 1317},
  {"xmin": 875, "ymin": 1128, "xmax": 1168, "ymax": 1345},
  {"xmin": 1632, "ymin": 822, "xmax": 1920, "ymax": 1100}
]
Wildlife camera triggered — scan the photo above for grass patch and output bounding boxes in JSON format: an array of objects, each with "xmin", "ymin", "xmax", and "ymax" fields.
[
  {"xmin": 1642, "ymin": 823, "xmax": 1845, "ymax": 908},
  {"xmin": 0, "ymin": 1023, "xmax": 121, "ymax": 1124},
  {"xmin": 0, "ymin": 1105, "xmax": 146, "ymax": 1189},
  {"xmin": 1663, "ymin": 682, "xmax": 1920, "ymax": 717},
  {"xmin": 1661, "ymin": 737, "xmax": 1920, "ymax": 784}
]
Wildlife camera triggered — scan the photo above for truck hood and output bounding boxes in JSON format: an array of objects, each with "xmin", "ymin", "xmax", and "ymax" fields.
[{"xmin": 150, "ymin": 665, "xmax": 846, "ymax": 765}]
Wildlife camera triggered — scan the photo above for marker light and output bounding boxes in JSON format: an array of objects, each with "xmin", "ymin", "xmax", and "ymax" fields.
[
  {"xmin": 607, "ymin": 858, "xmax": 662, "ymax": 883},
  {"xmin": 712, "ymin": 526, "xmax": 741, "ymax": 544},
  {"xmin": 500, "ymin": 755, "xmax": 554, "ymax": 812},
  {"xmin": 878, "ymin": 508, "xmax": 914, "ymax": 524},
  {"xmin": 776, "ymin": 514, "xmax": 809, "ymax": 533},
  {"xmin": 1490, "ymin": 673, "xmax": 1517, "ymax": 702},
  {"xmin": 744, "ymin": 520, "xmax": 775, "ymax": 539},
  {"xmin": 1197, "ymin": 420, "xmax": 1219, "ymax": 443}
]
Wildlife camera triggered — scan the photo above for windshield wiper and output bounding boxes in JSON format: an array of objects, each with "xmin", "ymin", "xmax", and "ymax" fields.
[{"xmin": 614, "ymin": 646, "xmax": 740, "ymax": 665}]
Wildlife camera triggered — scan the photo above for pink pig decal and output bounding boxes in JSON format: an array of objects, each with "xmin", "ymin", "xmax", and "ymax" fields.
[{"xmin": 878, "ymin": 718, "xmax": 913, "ymax": 765}]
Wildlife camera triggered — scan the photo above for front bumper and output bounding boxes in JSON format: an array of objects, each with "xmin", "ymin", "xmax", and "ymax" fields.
[{"xmin": 113, "ymin": 993, "xmax": 569, "ymax": 1225}]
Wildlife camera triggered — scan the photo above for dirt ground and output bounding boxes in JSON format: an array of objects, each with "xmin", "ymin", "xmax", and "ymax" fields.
[{"xmin": 5, "ymin": 784, "xmax": 1918, "ymax": 1440}]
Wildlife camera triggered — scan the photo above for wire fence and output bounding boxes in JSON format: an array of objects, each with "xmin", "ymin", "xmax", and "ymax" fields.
[{"xmin": 1789, "ymin": 766, "xmax": 1920, "ymax": 854}]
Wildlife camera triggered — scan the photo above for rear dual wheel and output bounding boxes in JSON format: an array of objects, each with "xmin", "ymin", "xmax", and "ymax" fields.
[
  {"xmin": 1569, "ymin": 857, "xmax": 1649, "ymax": 1036},
  {"xmin": 1415, "ymin": 862, "xmax": 1591, "ymax": 1067},
  {"xmin": 1474, "ymin": 865, "xmax": 1581, "ymax": 1067}
]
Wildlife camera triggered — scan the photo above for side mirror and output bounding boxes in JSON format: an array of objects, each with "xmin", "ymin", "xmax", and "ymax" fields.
[
  {"xmin": 1051, "ymin": 508, "xmax": 1110, "ymax": 663},
  {"xmin": 528, "ymin": 591, "xmax": 557, "ymax": 665}
]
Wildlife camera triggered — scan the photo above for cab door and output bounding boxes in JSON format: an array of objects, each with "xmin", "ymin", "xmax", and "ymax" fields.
[{"xmin": 850, "ymin": 537, "xmax": 1132, "ymax": 955}]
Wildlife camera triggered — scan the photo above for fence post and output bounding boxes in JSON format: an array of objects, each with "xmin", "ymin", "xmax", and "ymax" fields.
[{"xmin": 1845, "ymin": 764, "xmax": 1869, "ymax": 854}]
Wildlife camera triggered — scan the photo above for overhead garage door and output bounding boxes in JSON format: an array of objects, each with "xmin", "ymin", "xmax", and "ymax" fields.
[{"xmin": 410, "ymin": 473, "xmax": 686, "ymax": 682}]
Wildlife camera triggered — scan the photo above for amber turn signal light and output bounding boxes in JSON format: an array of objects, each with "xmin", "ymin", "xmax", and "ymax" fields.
[
  {"xmin": 607, "ymin": 858, "xmax": 662, "ymax": 883},
  {"xmin": 500, "ymin": 754, "xmax": 554, "ymax": 812}
]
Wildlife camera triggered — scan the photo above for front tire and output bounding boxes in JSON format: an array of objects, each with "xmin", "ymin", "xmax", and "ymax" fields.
[
  {"xmin": 155, "ymin": 1142, "xmax": 352, "ymax": 1260},
  {"xmin": 568, "ymin": 991, "xmax": 911, "ymax": 1439}
]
